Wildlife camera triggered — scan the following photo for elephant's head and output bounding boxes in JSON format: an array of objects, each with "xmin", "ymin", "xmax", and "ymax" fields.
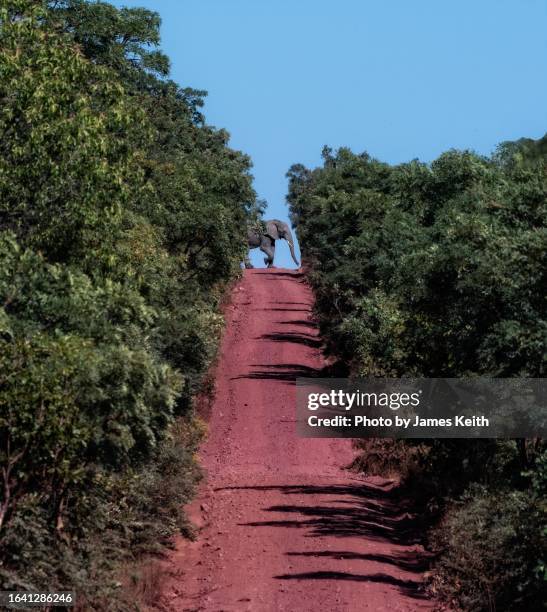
[{"xmin": 265, "ymin": 219, "xmax": 299, "ymax": 266}]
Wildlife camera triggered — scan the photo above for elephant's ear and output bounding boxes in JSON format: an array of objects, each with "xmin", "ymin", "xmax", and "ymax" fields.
[{"xmin": 265, "ymin": 220, "xmax": 280, "ymax": 240}]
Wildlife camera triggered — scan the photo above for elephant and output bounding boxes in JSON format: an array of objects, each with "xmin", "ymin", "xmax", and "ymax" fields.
[{"xmin": 245, "ymin": 219, "xmax": 299, "ymax": 268}]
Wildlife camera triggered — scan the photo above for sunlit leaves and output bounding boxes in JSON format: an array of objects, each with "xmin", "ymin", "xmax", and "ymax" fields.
[
  {"xmin": 0, "ymin": 0, "xmax": 257, "ymax": 597},
  {"xmin": 287, "ymin": 142, "xmax": 546, "ymax": 377}
]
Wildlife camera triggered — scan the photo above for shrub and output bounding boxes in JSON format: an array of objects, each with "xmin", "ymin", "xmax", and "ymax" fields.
[{"xmin": 428, "ymin": 485, "xmax": 545, "ymax": 611}]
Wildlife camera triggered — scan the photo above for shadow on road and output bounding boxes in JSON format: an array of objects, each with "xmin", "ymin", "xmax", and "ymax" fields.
[
  {"xmin": 285, "ymin": 550, "xmax": 429, "ymax": 572},
  {"xmin": 273, "ymin": 571, "xmax": 427, "ymax": 599},
  {"xmin": 258, "ymin": 309, "xmax": 312, "ymax": 314},
  {"xmin": 276, "ymin": 319, "xmax": 318, "ymax": 328},
  {"xmin": 214, "ymin": 481, "xmax": 431, "ymax": 601},
  {"xmin": 232, "ymin": 363, "xmax": 322, "ymax": 382},
  {"xmin": 270, "ymin": 301, "xmax": 311, "ymax": 306},
  {"xmin": 257, "ymin": 331, "xmax": 322, "ymax": 349},
  {"xmin": 258, "ymin": 272, "xmax": 306, "ymax": 280}
]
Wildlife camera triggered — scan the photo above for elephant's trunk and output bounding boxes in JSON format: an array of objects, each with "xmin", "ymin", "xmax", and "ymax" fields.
[{"xmin": 285, "ymin": 228, "xmax": 299, "ymax": 266}]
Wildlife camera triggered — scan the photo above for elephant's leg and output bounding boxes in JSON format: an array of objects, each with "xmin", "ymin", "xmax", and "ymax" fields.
[
  {"xmin": 260, "ymin": 238, "xmax": 275, "ymax": 268},
  {"xmin": 244, "ymin": 253, "xmax": 254, "ymax": 269}
]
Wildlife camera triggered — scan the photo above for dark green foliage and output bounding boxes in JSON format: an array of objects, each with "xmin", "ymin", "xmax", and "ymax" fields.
[
  {"xmin": 287, "ymin": 137, "xmax": 546, "ymax": 610},
  {"xmin": 0, "ymin": 419, "xmax": 203, "ymax": 608},
  {"xmin": 429, "ymin": 483, "xmax": 545, "ymax": 611},
  {"xmin": 0, "ymin": 0, "xmax": 256, "ymax": 604},
  {"xmin": 0, "ymin": 0, "xmax": 146, "ymax": 270},
  {"xmin": 287, "ymin": 144, "xmax": 545, "ymax": 378},
  {"xmin": 47, "ymin": 0, "xmax": 170, "ymax": 79}
]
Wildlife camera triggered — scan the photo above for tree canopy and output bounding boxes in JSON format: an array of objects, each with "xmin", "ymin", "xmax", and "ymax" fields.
[
  {"xmin": 0, "ymin": 0, "xmax": 258, "ymax": 603},
  {"xmin": 287, "ymin": 137, "xmax": 546, "ymax": 610}
]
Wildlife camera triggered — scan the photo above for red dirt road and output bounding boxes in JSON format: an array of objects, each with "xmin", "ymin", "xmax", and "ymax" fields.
[{"xmin": 159, "ymin": 269, "xmax": 433, "ymax": 612}]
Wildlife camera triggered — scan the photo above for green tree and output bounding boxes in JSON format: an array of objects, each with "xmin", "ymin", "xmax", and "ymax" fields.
[
  {"xmin": 0, "ymin": 0, "xmax": 148, "ymax": 271},
  {"xmin": 287, "ymin": 138, "xmax": 546, "ymax": 610},
  {"xmin": 0, "ymin": 0, "xmax": 257, "ymax": 601}
]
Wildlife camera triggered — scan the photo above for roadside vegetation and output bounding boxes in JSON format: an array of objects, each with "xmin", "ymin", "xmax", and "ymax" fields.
[
  {"xmin": 287, "ymin": 136, "xmax": 546, "ymax": 610},
  {"xmin": 0, "ymin": 0, "xmax": 259, "ymax": 607}
]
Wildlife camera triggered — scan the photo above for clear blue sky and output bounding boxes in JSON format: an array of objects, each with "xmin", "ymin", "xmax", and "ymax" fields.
[{"xmin": 114, "ymin": 0, "xmax": 546, "ymax": 268}]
